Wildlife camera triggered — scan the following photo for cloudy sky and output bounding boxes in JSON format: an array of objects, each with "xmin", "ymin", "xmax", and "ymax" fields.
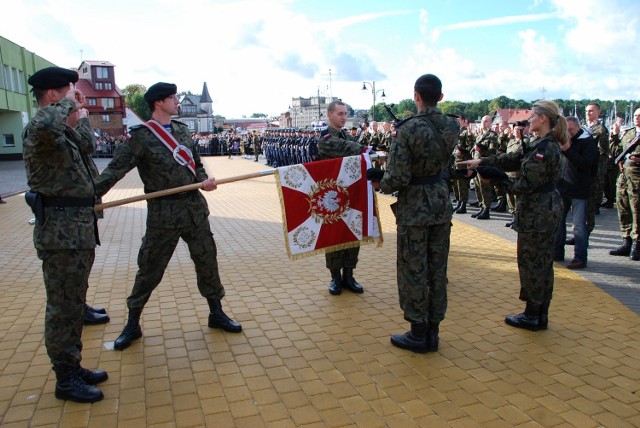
[{"xmin": 4, "ymin": 0, "xmax": 639, "ymax": 118}]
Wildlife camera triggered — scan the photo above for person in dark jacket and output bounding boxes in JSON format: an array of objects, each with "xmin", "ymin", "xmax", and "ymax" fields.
[{"xmin": 554, "ymin": 116, "xmax": 598, "ymax": 269}]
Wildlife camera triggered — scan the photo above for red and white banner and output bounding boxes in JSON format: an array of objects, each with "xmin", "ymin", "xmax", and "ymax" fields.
[{"xmin": 276, "ymin": 154, "xmax": 382, "ymax": 260}]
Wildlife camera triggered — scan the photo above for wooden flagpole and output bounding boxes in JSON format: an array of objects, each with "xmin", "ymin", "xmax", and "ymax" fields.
[
  {"xmin": 94, "ymin": 169, "xmax": 275, "ymax": 211},
  {"xmin": 93, "ymin": 153, "xmax": 387, "ymax": 212}
]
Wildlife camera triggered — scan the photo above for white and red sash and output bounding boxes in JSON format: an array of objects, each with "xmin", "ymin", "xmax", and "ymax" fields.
[{"xmin": 142, "ymin": 120, "xmax": 196, "ymax": 176}]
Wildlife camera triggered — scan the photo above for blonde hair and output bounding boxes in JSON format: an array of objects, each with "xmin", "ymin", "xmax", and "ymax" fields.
[{"xmin": 532, "ymin": 100, "xmax": 569, "ymax": 146}]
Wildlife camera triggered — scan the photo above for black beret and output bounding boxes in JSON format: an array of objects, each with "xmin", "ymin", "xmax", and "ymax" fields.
[
  {"xmin": 28, "ymin": 67, "xmax": 78, "ymax": 89},
  {"xmin": 144, "ymin": 82, "xmax": 177, "ymax": 103}
]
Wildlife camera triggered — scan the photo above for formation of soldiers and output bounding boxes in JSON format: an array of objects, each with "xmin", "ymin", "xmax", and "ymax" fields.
[
  {"xmin": 448, "ymin": 106, "xmax": 640, "ymax": 264},
  {"xmin": 260, "ymin": 128, "xmax": 320, "ymax": 166}
]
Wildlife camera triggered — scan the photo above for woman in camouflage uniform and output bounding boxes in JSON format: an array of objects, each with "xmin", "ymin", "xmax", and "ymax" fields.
[{"xmin": 460, "ymin": 100, "xmax": 565, "ymax": 331}]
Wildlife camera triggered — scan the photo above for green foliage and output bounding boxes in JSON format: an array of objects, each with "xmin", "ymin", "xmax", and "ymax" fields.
[
  {"xmin": 124, "ymin": 85, "xmax": 151, "ymax": 121},
  {"xmin": 251, "ymin": 113, "xmax": 267, "ymax": 118}
]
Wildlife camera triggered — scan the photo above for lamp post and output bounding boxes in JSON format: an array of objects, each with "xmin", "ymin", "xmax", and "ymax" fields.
[{"xmin": 361, "ymin": 81, "xmax": 386, "ymax": 121}]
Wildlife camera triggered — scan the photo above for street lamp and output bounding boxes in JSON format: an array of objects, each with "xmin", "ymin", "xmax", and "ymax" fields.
[{"xmin": 361, "ymin": 81, "xmax": 386, "ymax": 121}]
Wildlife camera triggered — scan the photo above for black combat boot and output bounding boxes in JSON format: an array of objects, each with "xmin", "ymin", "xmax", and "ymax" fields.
[
  {"xmin": 78, "ymin": 366, "xmax": 109, "ymax": 385},
  {"xmin": 83, "ymin": 303, "xmax": 110, "ymax": 325},
  {"xmin": 476, "ymin": 208, "xmax": 490, "ymax": 220},
  {"xmin": 631, "ymin": 240, "xmax": 640, "ymax": 261},
  {"xmin": 328, "ymin": 269, "xmax": 342, "ymax": 295},
  {"xmin": 426, "ymin": 322, "xmax": 440, "ymax": 352},
  {"xmin": 609, "ymin": 237, "xmax": 632, "ymax": 256},
  {"xmin": 539, "ymin": 300, "xmax": 550, "ymax": 330},
  {"xmin": 505, "ymin": 214, "xmax": 515, "ymax": 228},
  {"xmin": 491, "ymin": 199, "xmax": 507, "ymax": 212},
  {"xmin": 453, "ymin": 201, "xmax": 462, "ymax": 212},
  {"xmin": 208, "ymin": 299, "xmax": 242, "ymax": 332},
  {"xmin": 342, "ymin": 268, "xmax": 364, "ymax": 293},
  {"xmin": 114, "ymin": 309, "xmax": 143, "ymax": 351},
  {"xmin": 455, "ymin": 202, "xmax": 467, "ymax": 214},
  {"xmin": 54, "ymin": 366, "xmax": 104, "ymax": 403},
  {"xmin": 505, "ymin": 302, "xmax": 543, "ymax": 331},
  {"xmin": 390, "ymin": 321, "xmax": 430, "ymax": 353},
  {"xmin": 86, "ymin": 304, "xmax": 107, "ymax": 314},
  {"xmin": 471, "ymin": 208, "xmax": 484, "ymax": 218}
]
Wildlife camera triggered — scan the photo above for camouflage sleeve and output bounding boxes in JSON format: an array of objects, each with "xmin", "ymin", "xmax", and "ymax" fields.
[
  {"xmin": 593, "ymin": 124, "xmax": 610, "ymax": 156},
  {"xmin": 487, "ymin": 132, "xmax": 500, "ymax": 154},
  {"xmin": 94, "ymin": 135, "xmax": 142, "ymax": 197},
  {"xmin": 23, "ymin": 98, "xmax": 76, "ymax": 153},
  {"xmin": 379, "ymin": 127, "xmax": 413, "ymax": 193},
  {"xmin": 317, "ymin": 133, "xmax": 364, "ymax": 159},
  {"xmin": 75, "ymin": 117, "xmax": 97, "ymax": 155}
]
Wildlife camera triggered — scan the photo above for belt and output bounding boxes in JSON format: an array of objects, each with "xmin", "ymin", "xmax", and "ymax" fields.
[
  {"xmin": 409, "ymin": 174, "xmax": 442, "ymax": 185},
  {"xmin": 154, "ymin": 190, "xmax": 198, "ymax": 201},
  {"xmin": 42, "ymin": 196, "xmax": 94, "ymax": 207}
]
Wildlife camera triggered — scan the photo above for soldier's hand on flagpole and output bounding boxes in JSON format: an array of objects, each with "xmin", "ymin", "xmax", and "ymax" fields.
[{"xmin": 202, "ymin": 178, "xmax": 217, "ymax": 191}]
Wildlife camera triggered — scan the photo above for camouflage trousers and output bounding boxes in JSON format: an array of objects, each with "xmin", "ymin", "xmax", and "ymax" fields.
[
  {"xmin": 38, "ymin": 248, "xmax": 94, "ymax": 370},
  {"xmin": 516, "ymin": 231, "xmax": 554, "ymax": 305},
  {"xmin": 616, "ymin": 168, "xmax": 640, "ymax": 239},
  {"xmin": 452, "ymin": 177, "xmax": 469, "ymax": 203},
  {"xmin": 325, "ymin": 246, "xmax": 360, "ymax": 270},
  {"xmin": 127, "ymin": 219, "xmax": 225, "ymax": 310},
  {"xmin": 474, "ymin": 176, "xmax": 493, "ymax": 209},
  {"xmin": 397, "ymin": 222, "xmax": 451, "ymax": 323}
]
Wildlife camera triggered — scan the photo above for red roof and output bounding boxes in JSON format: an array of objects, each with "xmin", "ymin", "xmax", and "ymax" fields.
[
  {"xmin": 495, "ymin": 108, "xmax": 533, "ymax": 124},
  {"xmin": 76, "ymin": 79, "xmax": 122, "ymax": 99}
]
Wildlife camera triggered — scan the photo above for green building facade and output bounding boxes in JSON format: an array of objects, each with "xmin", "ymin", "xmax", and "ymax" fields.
[{"xmin": 0, "ymin": 35, "xmax": 56, "ymax": 160}]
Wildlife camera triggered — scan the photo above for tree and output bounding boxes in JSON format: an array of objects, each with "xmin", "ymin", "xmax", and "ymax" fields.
[
  {"xmin": 123, "ymin": 84, "xmax": 150, "ymax": 121},
  {"xmin": 251, "ymin": 113, "xmax": 267, "ymax": 118}
]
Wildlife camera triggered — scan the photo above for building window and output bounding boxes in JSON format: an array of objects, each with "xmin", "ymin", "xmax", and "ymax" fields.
[
  {"xmin": 96, "ymin": 67, "xmax": 109, "ymax": 79},
  {"xmin": 102, "ymin": 115, "xmax": 110, "ymax": 122},
  {"xmin": 3, "ymin": 134, "xmax": 15, "ymax": 147},
  {"xmin": 88, "ymin": 98, "xmax": 97, "ymax": 106},
  {"xmin": 101, "ymin": 98, "xmax": 114, "ymax": 109},
  {"xmin": 17, "ymin": 69, "xmax": 25, "ymax": 93},
  {"xmin": 95, "ymin": 82, "xmax": 103, "ymax": 90},
  {"xmin": 3, "ymin": 65, "xmax": 12, "ymax": 91},
  {"xmin": 105, "ymin": 83, "xmax": 112, "ymax": 90}
]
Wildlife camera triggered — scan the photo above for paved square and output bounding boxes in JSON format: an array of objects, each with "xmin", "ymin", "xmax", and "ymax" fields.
[{"xmin": 0, "ymin": 156, "xmax": 638, "ymax": 427}]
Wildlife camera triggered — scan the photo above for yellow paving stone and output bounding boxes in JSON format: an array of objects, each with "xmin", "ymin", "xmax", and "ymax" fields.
[{"xmin": 2, "ymin": 157, "xmax": 640, "ymax": 426}]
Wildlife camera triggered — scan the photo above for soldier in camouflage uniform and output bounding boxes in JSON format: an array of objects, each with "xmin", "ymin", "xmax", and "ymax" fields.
[
  {"xmin": 452, "ymin": 115, "xmax": 473, "ymax": 214},
  {"xmin": 318, "ymin": 101, "xmax": 367, "ymax": 296},
  {"xmin": 609, "ymin": 108, "xmax": 640, "ymax": 260},
  {"xmin": 94, "ymin": 83, "xmax": 241, "ymax": 351},
  {"xmin": 586, "ymin": 103, "xmax": 609, "ymax": 233},
  {"xmin": 460, "ymin": 100, "xmax": 564, "ymax": 332},
  {"xmin": 368, "ymin": 74, "xmax": 459, "ymax": 354},
  {"xmin": 23, "ymin": 67, "xmax": 107, "ymax": 403},
  {"xmin": 472, "ymin": 115, "xmax": 499, "ymax": 219}
]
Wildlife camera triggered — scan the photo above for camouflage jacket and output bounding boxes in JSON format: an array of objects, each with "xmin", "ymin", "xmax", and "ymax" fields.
[
  {"xmin": 619, "ymin": 127, "xmax": 640, "ymax": 168},
  {"xmin": 473, "ymin": 130, "xmax": 499, "ymax": 158},
  {"xmin": 94, "ymin": 120, "xmax": 211, "ymax": 228},
  {"xmin": 589, "ymin": 121, "xmax": 610, "ymax": 159},
  {"xmin": 454, "ymin": 127, "xmax": 474, "ymax": 161},
  {"xmin": 23, "ymin": 98, "xmax": 98, "ymax": 250},
  {"xmin": 379, "ymin": 131, "xmax": 392, "ymax": 151},
  {"xmin": 317, "ymin": 126, "xmax": 365, "ymax": 160},
  {"xmin": 483, "ymin": 133, "xmax": 562, "ymax": 233},
  {"xmin": 380, "ymin": 106, "xmax": 459, "ymax": 226}
]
